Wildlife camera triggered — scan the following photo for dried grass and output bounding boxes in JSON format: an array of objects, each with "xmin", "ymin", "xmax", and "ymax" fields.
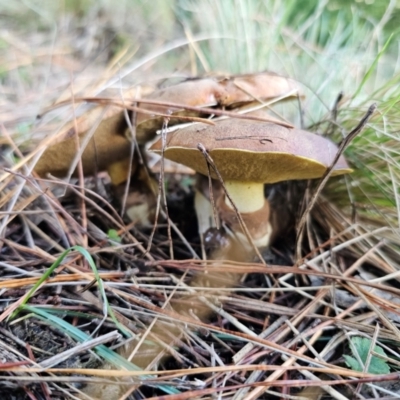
[{"xmin": 1, "ymin": 1, "xmax": 400, "ymax": 399}]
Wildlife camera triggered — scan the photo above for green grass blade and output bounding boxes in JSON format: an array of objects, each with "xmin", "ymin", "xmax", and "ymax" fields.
[
  {"xmin": 13, "ymin": 245, "xmax": 130, "ymax": 337},
  {"xmin": 23, "ymin": 305, "xmax": 180, "ymax": 395},
  {"xmin": 73, "ymin": 245, "xmax": 131, "ymax": 338},
  {"xmin": 351, "ymin": 33, "xmax": 393, "ymax": 101},
  {"xmin": 13, "ymin": 248, "xmax": 72, "ymax": 316}
]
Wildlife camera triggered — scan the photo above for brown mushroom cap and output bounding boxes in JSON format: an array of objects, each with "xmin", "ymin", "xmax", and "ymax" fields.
[
  {"xmin": 34, "ymin": 112, "xmax": 131, "ymax": 178},
  {"xmin": 135, "ymin": 72, "xmax": 300, "ymax": 142},
  {"xmin": 150, "ymin": 119, "xmax": 352, "ymax": 184}
]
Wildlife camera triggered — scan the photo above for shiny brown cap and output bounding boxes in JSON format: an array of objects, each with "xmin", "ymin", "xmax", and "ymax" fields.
[{"xmin": 150, "ymin": 119, "xmax": 352, "ymax": 183}]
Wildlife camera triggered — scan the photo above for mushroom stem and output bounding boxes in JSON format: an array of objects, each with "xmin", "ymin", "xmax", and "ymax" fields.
[
  {"xmin": 221, "ymin": 181, "xmax": 272, "ymax": 248},
  {"xmin": 218, "ymin": 193, "xmax": 272, "ymax": 248},
  {"xmin": 224, "ymin": 181, "xmax": 265, "ymax": 213}
]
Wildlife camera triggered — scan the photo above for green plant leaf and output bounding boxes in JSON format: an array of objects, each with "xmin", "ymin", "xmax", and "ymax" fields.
[
  {"xmin": 345, "ymin": 337, "xmax": 390, "ymax": 375},
  {"xmin": 343, "ymin": 355, "xmax": 362, "ymax": 371},
  {"xmin": 107, "ymin": 229, "xmax": 122, "ymax": 243}
]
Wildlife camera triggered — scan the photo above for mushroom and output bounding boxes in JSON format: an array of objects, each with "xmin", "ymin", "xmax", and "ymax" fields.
[
  {"xmin": 33, "ymin": 112, "xmax": 131, "ymax": 179},
  {"xmin": 150, "ymin": 119, "xmax": 352, "ymax": 248},
  {"xmin": 192, "ymin": 109, "xmax": 290, "ymax": 255}
]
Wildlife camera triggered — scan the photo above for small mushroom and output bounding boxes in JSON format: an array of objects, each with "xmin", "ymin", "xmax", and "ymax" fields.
[{"xmin": 150, "ymin": 119, "xmax": 352, "ymax": 248}]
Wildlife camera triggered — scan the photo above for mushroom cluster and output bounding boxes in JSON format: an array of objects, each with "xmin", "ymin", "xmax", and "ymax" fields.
[
  {"xmin": 34, "ymin": 72, "xmax": 298, "ymax": 179},
  {"xmin": 33, "ymin": 72, "xmax": 299, "ymax": 225},
  {"xmin": 34, "ymin": 71, "xmax": 352, "ymax": 255}
]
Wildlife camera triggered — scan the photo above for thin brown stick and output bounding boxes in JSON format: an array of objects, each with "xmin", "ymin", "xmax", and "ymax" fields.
[
  {"xmin": 70, "ymin": 78, "xmax": 88, "ymax": 249},
  {"xmin": 38, "ymin": 97, "xmax": 294, "ymax": 128},
  {"xmin": 147, "ymin": 117, "xmax": 174, "ymax": 259}
]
